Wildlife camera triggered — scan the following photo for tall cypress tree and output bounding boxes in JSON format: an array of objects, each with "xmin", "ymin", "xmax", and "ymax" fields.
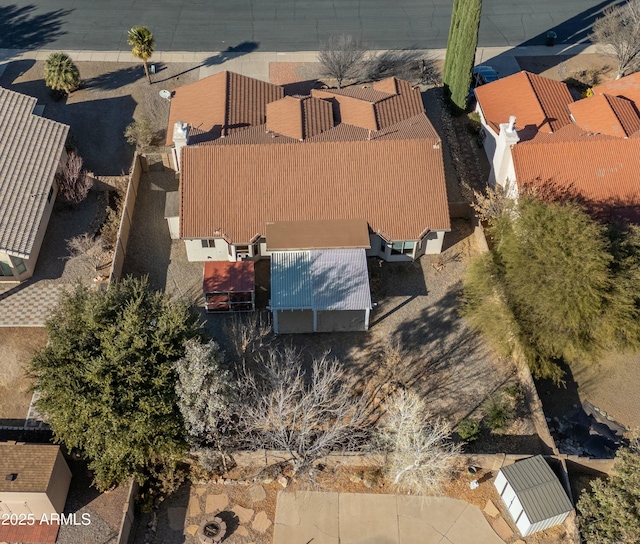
[{"xmin": 443, "ymin": 0, "xmax": 483, "ymax": 112}]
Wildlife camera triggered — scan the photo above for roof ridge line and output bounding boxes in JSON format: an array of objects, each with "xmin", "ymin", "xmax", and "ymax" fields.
[{"xmin": 526, "ymin": 71, "xmax": 559, "ymax": 132}]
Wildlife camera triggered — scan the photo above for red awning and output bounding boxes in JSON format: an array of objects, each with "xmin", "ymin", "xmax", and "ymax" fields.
[{"xmin": 203, "ymin": 261, "xmax": 255, "ymax": 293}]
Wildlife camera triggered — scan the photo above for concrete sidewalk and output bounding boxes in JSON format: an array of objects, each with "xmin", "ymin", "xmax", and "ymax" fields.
[
  {"xmin": 0, "ymin": 43, "xmax": 600, "ymax": 83},
  {"xmin": 273, "ymin": 491, "xmax": 506, "ymax": 544}
]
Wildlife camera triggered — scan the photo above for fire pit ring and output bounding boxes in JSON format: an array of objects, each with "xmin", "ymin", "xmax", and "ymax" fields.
[{"xmin": 197, "ymin": 517, "xmax": 227, "ymax": 543}]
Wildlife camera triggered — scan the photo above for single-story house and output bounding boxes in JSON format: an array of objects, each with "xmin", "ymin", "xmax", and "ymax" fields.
[
  {"xmin": 165, "ymin": 71, "xmax": 451, "ymax": 264},
  {"xmin": 0, "ymin": 442, "xmax": 72, "ymax": 518},
  {"xmin": 165, "ymin": 71, "xmax": 450, "ymax": 329},
  {"xmin": 474, "ymin": 71, "xmax": 640, "ymax": 221},
  {"xmin": 494, "ymin": 455, "xmax": 573, "ymax": 537},
  {"xmin": 0, "ymin": 87, "xmax": 69, "ymax": 281}
]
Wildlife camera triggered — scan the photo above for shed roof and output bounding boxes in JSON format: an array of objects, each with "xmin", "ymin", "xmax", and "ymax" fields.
[
  {"xmin": 0, "ymin": 87, "xmax": 69, "ymax": 258},
  {"xmin": 203, "ymin": 261, "xmax": 255, "ymax": 293},
  {"xmin": 0, "ymin": 443, "xmax": 60, "ymax": 493},
  {"xmin": 270, "ymin": 249, "xmax": 372, "ymax": 311},
  {"xmin": 500, "ymin": 455, "xmax": 573, "ymax": 524},
  {"xmin": 265, "ymin": 219, "xmax": 371, "ymax": 251}
]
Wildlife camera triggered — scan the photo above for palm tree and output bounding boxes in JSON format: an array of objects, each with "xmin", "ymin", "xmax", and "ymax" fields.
[
  {"xmin": 44, "ymin": 52, "xmax": 81, "ymax": 95},
  {"xmin": 127, "ymin": 26, "xmax": 155, "ymax": 83}
]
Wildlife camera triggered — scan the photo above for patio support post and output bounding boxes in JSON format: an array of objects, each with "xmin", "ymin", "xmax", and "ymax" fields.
[
  {"xmin": 364, "ymin": 307, "xmax": 371, "ymax": 330},
  {"xmin": 313, "ymin": 309, "xmax": 318, "ymax": 332}
]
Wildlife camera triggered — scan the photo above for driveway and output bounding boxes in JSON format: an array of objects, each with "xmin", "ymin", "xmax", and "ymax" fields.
[{"xmin": 274, "ymin": 491, "xmax": 505, "ymax": 544}]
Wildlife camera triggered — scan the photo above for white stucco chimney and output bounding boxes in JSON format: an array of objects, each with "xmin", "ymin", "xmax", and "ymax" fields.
[
  {"xmin": 172, "ymin": 121, "xmax": 189, "ymax": 171},
  {"xmin": 489, "ymin": 116, "xmax": 520, "ymax": 190}
]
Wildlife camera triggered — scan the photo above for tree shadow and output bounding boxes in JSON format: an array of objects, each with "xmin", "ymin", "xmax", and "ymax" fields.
[
  {"xmin": 82, "ymin": 65, "xmax": 145, "ymax": 91},
  {"xmin": 152, "ymin": 41, "xmax": 260, "ymax": 84},
  {"xmin": 0, "ymin": 4, "xmax": 72, "ymax": 49}
]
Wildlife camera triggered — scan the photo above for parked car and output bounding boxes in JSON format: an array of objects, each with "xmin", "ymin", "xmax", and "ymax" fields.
[{"xmin": 468, "ymin": 65, "xmax": 499, "ymax": 104}]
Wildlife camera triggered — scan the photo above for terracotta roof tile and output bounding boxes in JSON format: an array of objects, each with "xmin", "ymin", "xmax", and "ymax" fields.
[
  {"xmin": 513, "ymin": 136, "xmax": 640, "ymax": 216},
  {"xmin": 266, "ymin": 96, "xmax": 333, "ymax": 140},
  {"xmin": 311, "ymin": 89, "xmax": 379, "ymax": 130},
  {"xmin": 475, "ymin": 71, "xmax": 573, "ymax": 134},
  {"xmin": 180, "ymin": 138, "xmax": 450, "ymax": 242},
  {"xmin": 593, "ymin": 72, "xmax": 640, "ymax": 106},
  {"xmin": 166, "ymin": 71, "xmax": 283, "ymax": 145},
  {"xmin": 569, "ymin": 94, "xmax": 640, "ymax": 137}
]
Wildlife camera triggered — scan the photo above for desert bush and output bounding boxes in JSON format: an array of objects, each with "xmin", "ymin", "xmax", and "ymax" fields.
[
  {"xmin": 124, "ymin": 116, "xmax": 153, "ymax": 149},
  {"xmin": 483, "ymin": 395, "xmax": 514, "ymax": 431},
  {"xmin": 458, "ymin": 418, "xmax": 481, "ymax": 441},
  {"xmin": 56, "ymin": 150, "xmax": 92, "ymax": 205}
]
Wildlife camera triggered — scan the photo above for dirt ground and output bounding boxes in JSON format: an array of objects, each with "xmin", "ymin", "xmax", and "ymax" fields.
[
  {"xmin": 516, "ymin": 53, "xmax": 617, "ymax": 92},
  {"xmin": 0, "ymin": 60, "xmax": 198, "ymax": 175},
  {"xmin": 0, "ymin": 328, "xmax": 47, "ymax": 424}
]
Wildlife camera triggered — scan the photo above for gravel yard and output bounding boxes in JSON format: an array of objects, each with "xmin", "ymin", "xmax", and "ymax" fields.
[{"xmin": 0, "ymin": 60, "xmax": 198, "ymax": 175}]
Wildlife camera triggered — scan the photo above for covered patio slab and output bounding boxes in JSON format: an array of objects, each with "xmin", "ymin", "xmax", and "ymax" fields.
[{"xmin": 273, "ymin": 491, "xmax": 505, "ymax": 544}]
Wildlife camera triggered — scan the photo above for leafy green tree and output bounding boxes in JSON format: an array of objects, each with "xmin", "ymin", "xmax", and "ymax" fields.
[
  {"xmin": 577, "ymin": 438, "xmax": 640, "ymax": 544},
  {"xmin": 174, "ymin": 339, "xmax": 236, "ymax": 470},
  {"xmin": 442, "ymin": 0, "xmax": 482, "ymax": 112},
  {"xmin": 462, "ymin": 198, "xmax": 640, "ymax": 381},
  {"xmin": 30, "ymin": 277, "xmax": 200, "ymax": 490},
  {"xmin": 44, "ymin": 52, "xmax": 81, "ymax": 95},
  {"xmin": 127, "ymin": 26, "xmax": 155, "ymax": 83}
]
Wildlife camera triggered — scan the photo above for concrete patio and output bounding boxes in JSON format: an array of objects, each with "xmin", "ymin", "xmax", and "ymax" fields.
[{"xmin": 273, "ymin": 491, "xmax": 505, "ymax": 544}]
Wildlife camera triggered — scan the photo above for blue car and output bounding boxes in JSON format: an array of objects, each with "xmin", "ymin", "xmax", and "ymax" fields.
[{"xmin": 468, "ymin": 65, "xmax": 499, "ymax": 104}]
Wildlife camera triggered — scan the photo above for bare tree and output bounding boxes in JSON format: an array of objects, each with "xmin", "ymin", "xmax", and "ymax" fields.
[
  {"xmin": 225, "ymin": 312, "xmax": 273, "ymax": 365},
  {"xmin": 174, "ymin": 339, "xmax": 237, "ymax": 472},
  {"xmin": 56, "ymin": 150, "xmax": 92, "ymax": 204},
  {"xmin": 378, "ymin": 390, "xmax": 460, "ymax": 495},
  {"xmin": 471, "ymin": 180, "xmax": 514, "ymax": 222},
  {"xmin": 66, "ymin": 233, "xmax": 110, "ymax": 272},
  {"xmin": 318, "ymin": 35, "xmax": 368, "ymax": 88},
  {"xmin": 591, "ymin": 0, "xmax": 640, "ymax": 79},
  {"xmin": 239, "ymin": 348, "xmax": 375, "ymax": 475}
]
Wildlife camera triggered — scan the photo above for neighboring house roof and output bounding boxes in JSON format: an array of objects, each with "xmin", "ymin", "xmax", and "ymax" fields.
[
  {"xmin": 165, "ymin": 71, "xmax": 284, "ymax": 145},
  {"xmin": 270, "ymin": 249, "xmax": 372, "ymax": 311},
  {"xmin": 0, "ymin": 87, "xmax": 69, "ymax": 259},
  {"xmin": 499, "ymin": 455, "xmax": 573, "ymax": 524},
  {"xmin": 512, "ymin": 131, "xmax": 640, "ymax": 219},
  {"xmin": 569, "ymin": 94, "xmax": 640, "ymax": 138},
  {"xmin": 0, "ymin": 443, "xmax": 60, "ymax": 493},
  {"xmin": 265, "ymin": 219, "xmax": 371, "ymax": 251},
  {"xmin": 475, "ymin": 71, "xmax": 573, "ymax": 134},
  {"xmin": 593, "ymin": 71, "xmax": 640, "ymax": 106},
  {"xmin": 180, "ymin": 138, "xmax": 450, "ymax": 242}
]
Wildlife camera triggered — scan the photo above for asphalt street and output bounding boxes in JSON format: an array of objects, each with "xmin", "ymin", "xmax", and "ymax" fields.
[{"xmin": 0, "ymin": 0, "xmax": 622, "ymax": 52}]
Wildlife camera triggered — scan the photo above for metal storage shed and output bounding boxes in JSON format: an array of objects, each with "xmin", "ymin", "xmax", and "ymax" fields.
[
  {"xmin": 270, "ymin": 248, "xmax": 372, "ymax": 333},
  {"xmin": 494, "ymin": 455, "xmax": 573, "ymax": 537}
]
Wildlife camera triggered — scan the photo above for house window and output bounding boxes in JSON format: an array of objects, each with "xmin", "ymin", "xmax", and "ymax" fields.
[
  {"xmin": 390, "ymin": 241, "xmax": 416, "ymax": 256},
  {"xmin": 13, "ymin": 258, "xmax": 27, "ymax": 274},
  {"xmin": 0, "ymin": 261, "xmax": 13, "ymax": 276},
  {"xmin": 47, "ymin": 186, "xmax": 54, "ymax": 204},
  {"xmin": 201, "ymin": 239, "xmax": 216, "ymax": 248}
]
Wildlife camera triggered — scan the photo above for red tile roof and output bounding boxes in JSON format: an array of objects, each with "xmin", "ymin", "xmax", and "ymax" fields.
[
  {"xmin": 166, "ymin": 71, "xmax": 284, "ymax": 145},
  {"xmin": 266, "ymin": 96, "xmax": 334, "ymax": 140},
  {"xmin": 512, "ymin": 134, "xmax": 640, "ymax": 218},
  {"xmin": 180, "ymin": 138, "xmax": 450, "ymax": 242},
  {"xmin": 569, "ymin": 94, "xmax": 640, "ymax": 137},
  {"xmin": 593, "ymin": 72, "xmax": 640, "ymax": 106},
  {"xmin": 475, "ymin": 71, "xmax": 573, "ymax": 134}
]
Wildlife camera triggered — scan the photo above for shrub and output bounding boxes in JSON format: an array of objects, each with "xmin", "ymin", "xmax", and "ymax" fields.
[
  {"xmin": 44, "ymin": 52, "xmax": 81, "ymax": 95},
  {"xmin": 124, "ymin": 116, "xmax": 153, "ymax": 149},
  {"xmin": 458, "ymin": 418, "xmax": 481, "ymax": 441},
  {"xmin": 483, "ymin": 395, "xmax": 514, "ymax": 431}
]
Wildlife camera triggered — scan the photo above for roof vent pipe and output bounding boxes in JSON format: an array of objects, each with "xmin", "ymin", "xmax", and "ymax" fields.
[{"xmin": 507, "ymin": 116, "xmax": 516, "ymax": 132}]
